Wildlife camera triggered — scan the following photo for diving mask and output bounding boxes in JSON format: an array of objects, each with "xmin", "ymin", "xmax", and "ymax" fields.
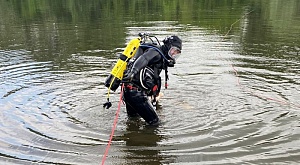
[{"xmin": 168, "ymin": 46, "xmax": 181, "ymax": 61}]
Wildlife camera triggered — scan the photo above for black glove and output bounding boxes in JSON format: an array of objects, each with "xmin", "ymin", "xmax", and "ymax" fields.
[{"xmin": 122, "ymin": 68, "xmax": 138, "ymax": 82}]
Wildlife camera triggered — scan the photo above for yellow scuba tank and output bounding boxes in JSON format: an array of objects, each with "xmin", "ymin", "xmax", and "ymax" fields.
[{"xmin": 104, "ymin": 37, "xmax": 141, "ymax": 91}]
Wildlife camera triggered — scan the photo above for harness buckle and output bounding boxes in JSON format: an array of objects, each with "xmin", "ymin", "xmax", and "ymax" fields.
[{"xmin": 126, "ymin": 85, "xmax": 141, "ymax": 91}]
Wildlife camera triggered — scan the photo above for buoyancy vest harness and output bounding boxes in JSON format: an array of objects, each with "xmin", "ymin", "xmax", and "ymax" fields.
[{"xmin": 103, "ymin": 33, "xmax": 170, "ymax": 109}]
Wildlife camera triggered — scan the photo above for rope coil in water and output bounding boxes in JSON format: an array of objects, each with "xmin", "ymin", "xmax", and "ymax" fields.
[{"xmin": 227, "ymin": 10, "xmax": 300, "ymax": 109}]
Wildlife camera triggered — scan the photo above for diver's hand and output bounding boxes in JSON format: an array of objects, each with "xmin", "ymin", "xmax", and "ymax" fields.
[
  {"xmin": 122, "ymin": 69, "xmax": 138, "ymax": 82},
  {"xmin": 122, "ymin": 72, "xmax": 134, "ymax": 82}
]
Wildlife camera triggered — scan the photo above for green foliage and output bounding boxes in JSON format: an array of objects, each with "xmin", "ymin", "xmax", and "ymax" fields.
[{"xmin": 0, "ymin": 0, "xmax": 299, "ymax": 62}]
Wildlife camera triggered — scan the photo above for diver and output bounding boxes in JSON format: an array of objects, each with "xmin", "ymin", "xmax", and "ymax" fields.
[{"xmin": 121, "ymin": 35, "xmax": 182, "ymax": 125}]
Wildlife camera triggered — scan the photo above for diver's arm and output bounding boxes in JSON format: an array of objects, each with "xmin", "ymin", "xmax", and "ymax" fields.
[
  {"xmin": 122, "ymin": 48, "xmax": 161, "ymax": 82},
  {"xmin": 131, "ymin": 48, "xmax": 160, "ymax": 73}
]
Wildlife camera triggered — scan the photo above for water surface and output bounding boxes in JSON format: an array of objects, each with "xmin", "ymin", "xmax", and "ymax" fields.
[{"xmin": 0, "ymin": 0, "xmax": 300, "ymax": 164}]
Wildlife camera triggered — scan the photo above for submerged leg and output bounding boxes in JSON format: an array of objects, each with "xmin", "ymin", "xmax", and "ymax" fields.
[{"xmin": 123, "ymin": 90, "xmax": 159, "ymax": 125}]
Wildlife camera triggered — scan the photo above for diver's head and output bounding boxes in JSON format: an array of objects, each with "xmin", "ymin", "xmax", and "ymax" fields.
[{"xmin": 163, "ymin": 35, "xmax": 182, "ymax": 67}]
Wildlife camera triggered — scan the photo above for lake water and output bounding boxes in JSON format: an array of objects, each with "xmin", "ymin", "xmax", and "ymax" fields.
[{"xmin": 0, "ymin": 0, "xmax": 300, "ymax": 165}]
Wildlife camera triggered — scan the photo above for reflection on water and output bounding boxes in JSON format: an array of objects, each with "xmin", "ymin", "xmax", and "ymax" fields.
[
  {"xmin": 116, "ymin": 120, "xmax": 168, "ymax": 165},
  {"xmin": 1, "ymin": 0, "xmax": 300, "ymax": 165}
]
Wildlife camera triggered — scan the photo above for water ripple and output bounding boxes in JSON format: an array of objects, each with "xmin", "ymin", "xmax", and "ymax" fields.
[{"xmin": 1, "ymin": 21, "xmax": 300, "ymax": 164}]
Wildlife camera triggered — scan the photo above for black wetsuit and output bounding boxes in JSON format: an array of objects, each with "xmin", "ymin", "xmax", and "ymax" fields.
[{"xmin": 123, "ymin": 47, "xmax": 164, "ymax": 125}]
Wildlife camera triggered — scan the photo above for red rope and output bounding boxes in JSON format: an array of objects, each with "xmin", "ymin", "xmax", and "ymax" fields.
[
  {"xmin": 101, "ymin": 83, "xmax": 124, "ymax": 165},
  {"xmin": 226, "ymin": 11, "xmax": 299, "ymax": 109},
  {"xmin": 231, "ymin": 65, "xmax": 300, "ymax": 108}
]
